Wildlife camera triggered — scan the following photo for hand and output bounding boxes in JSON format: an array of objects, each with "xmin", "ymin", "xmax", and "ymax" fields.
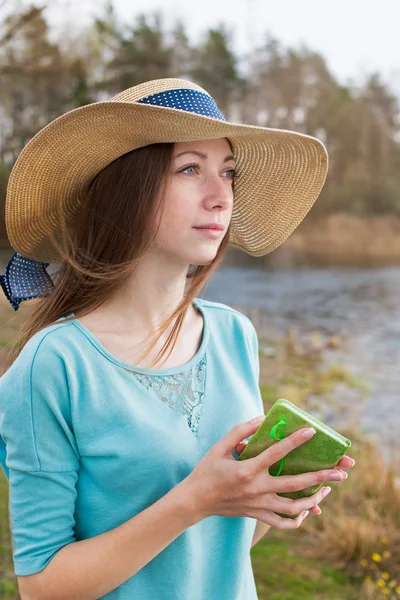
[
  {"xmin": 186, "ymin": 418, "xmax": 353, "ymax": 530},
  {"xmin": 235, "ymin": 438, "xmax": 356, "ymax": 516}
]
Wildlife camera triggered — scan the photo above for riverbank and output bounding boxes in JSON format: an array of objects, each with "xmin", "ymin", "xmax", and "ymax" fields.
[
  {"xmin": 286, "ymin": 213, "xmax": 400, "ymax": 266},
  {"xmin": 219, "ymin": 214, "xmax": 400, "ymax": 268}
]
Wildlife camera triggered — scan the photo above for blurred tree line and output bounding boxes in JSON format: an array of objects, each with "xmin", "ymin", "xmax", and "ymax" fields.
[{"xmin": 1, "ymin": 1, "xmax": 400, "ymax": 243}]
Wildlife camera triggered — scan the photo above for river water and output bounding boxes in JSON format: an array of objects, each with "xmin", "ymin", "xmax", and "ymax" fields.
[{"xmin": 1, "ymin": 249, "xmax": 399, "ymax": 452}]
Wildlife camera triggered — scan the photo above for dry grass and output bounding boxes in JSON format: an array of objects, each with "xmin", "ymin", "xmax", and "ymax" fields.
[{"xmin": 300, "ymin": 431, "xmax": 400, "ymax": 564}]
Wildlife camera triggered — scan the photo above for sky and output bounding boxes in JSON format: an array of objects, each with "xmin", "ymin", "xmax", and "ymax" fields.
[{"xmin": 42, "ymin": 0, "xmax": 400, "ymax": 91}]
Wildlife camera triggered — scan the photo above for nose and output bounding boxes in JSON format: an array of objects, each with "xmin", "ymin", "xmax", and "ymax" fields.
[{"xmin": 202, "ymin": 172, "xmax": 233, "ymax": 211}]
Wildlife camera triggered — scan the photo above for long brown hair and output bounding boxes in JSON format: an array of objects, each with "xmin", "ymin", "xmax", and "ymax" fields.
[{"xmin": 4, "ymin": 142, "xmax": 232, "ymax": 373}]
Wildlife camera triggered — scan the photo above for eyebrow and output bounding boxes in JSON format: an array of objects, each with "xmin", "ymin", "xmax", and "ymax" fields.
[{"xmin": 174, "ymin": 150, "xmax": 235, "ymax": 163}]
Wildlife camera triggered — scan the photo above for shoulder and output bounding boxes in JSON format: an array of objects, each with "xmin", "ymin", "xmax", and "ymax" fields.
[
  {"xmin": 196, "ymin": 298, "xmax": 260, "ymax": 380},
  {"xmin": 195, "ymin": 297, "xmax": 251, "ymax": 323},
  {"xmin": 195, "ymin": 297, "xmax": 258, "ymax": 354},
  {"xmin": 0, "ymin": 319, "xmax": 81, "ymax": 473},
  {"xmin": 195, "ymin": 297, "xmax": 255, "ymax": 334},
  {"xmin": 0, "ymin": 318, "xmax": 78, "ymax": 390}
]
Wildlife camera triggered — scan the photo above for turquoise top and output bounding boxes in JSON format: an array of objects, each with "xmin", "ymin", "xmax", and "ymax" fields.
[{"xmin": 0, "ymin": 298, "xmax": 264, "ymax": 599}]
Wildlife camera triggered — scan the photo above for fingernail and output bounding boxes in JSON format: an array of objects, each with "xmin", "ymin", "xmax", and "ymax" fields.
[
  {"xmin": 329, "ymin": 471, "xmax": 344, "ymax": 481},
  {"xmin": 301, "ymin": 427, "xmax": 316, "ymax": 440},
  {"xmin": 250, "ymin": 415, "xmax": 265, "ymax": 424},
  {"xmin": 302, "ymin": 510, "xmax": 310, "ymax": 519},
  {"xmin": 321, "ymin": 486, "xmax": 332, "ymax": 498},
  {"xmin": 343, "ymin": 471, "xmax": 348, "ymax": 479}
]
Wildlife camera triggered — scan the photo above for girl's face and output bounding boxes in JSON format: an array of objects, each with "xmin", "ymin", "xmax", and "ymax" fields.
[{"xmin": 153, "ymin": 138, "xmax": 235, "ymax": 266}]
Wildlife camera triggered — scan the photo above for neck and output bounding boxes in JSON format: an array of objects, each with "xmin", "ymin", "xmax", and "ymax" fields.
[{"xmin": 93, "ymin": 250, "xmax": 193, "ymax": 335}]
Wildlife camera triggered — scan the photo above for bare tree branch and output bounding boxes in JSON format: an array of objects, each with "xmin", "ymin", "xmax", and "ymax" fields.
[{"xmin": 0, "ymin": 3, "xmax": 48, "ymax": 46}]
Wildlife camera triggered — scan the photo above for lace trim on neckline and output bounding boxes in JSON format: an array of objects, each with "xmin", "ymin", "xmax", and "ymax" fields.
[{"xmin": 127, "ymin": 354, "xmax": 207, "ymax": 436}]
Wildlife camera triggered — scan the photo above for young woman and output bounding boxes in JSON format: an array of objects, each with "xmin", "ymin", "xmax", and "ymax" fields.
[{"xmin": 0, "ymin": 79, "xmax": 354, "ymax": 600}]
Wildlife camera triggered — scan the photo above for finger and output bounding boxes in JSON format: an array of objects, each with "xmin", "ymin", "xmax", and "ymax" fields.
[
  {"xmin": 269, "ymin": 486, "xmax": 331, "ymax": 516},
  {"xmin": 253, "ymin": 427, "xmax": 317, "ymax": 470},
  {"xmin": 336, "ymin": 455, "xmax": 355, "ymax": 468},
  {"xmin": 310, "ymin": 505, "xmax": 321, "ymax": 515},
  {"xmin": 289, "ymin": 487, "xmax": 331, "ymax": 514},
  {"xmin": 262, "ymin": 509, "xmax": 309, "ymax": 530},
  {"xmin": 219, "ymin": 416, "xmax": 265, "ymax": 458},
  {"xmin": 269, "ymin": 467, "xmax": 345, "ymax": 494},
  {"xmin": 235, "ymin": 441, "xmax": 248, "ymax": 455},
  {"xmin": 336, "ymin": 468, "xmax": 348, "ymax": 479}
]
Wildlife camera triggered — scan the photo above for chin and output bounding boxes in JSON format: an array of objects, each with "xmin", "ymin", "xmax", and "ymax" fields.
[
  {"xmin": 191, "ymin": 258, "xmax": 216, "ymax": 267},
  {"xmin": 162, "ymin": 240, "xmax": 222, "ymax": 267},
  {"xmin": 186, "ymin": 248, "xmax": 220, "ymax": 266}
]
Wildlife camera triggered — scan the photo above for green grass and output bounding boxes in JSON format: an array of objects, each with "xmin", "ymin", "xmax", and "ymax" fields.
[
  {"xmin": 251, "ymin": 533, "xmax": 362, "ymax": 600},
  {"xmin": 259, "ymin": 382, "xmax": 280, "ymax": 405},
  {"xmin": 0, "ymin": 470, "xmax": 19, "ymax": 599},
  {"xmin": 313, "ymin": 364, "xmax": 368, "ymax": 395}
]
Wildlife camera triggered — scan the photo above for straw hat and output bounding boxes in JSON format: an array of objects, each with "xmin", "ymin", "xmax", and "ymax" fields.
[{"xmin": 4, "ymin": 78, "xmax": 328, "ymax": 264}]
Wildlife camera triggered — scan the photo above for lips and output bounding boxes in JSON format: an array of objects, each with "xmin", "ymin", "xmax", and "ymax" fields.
[
  {"xmin": 193, "ymin": 223, "xmax": 224, "ymax": 230},
  {"xmin": 193, "ymin": 225, "xmax": 225, "ymax": 239}
]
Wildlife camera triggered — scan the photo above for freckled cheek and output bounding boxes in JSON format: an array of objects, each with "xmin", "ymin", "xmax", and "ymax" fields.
[
  {"xmin": 156, "ymin": 207, "xmax": 193, "ymax": 241},
  {"xmin": 163, "ymin": 195, "xmax": 196, "ymax": 229}
]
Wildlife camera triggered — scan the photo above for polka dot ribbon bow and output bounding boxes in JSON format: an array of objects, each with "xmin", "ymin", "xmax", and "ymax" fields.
[{"xmin": 0, "ymin": 252, "xmax": 53, "ymax": 311}]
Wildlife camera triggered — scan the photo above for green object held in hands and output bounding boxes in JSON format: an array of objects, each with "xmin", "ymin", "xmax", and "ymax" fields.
[{"xmin": 237, "ymin": 398, "xmax": 352, "ymax": 519}]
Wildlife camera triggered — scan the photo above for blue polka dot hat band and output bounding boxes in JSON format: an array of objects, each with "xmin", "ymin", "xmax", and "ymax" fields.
[
  {"xmin": 137, "ymin": 89, "xmax": 226, "ymax": 121},
  {"xmin": 0, "ymin": 253, "xmax": 53, "ymax": 311}
]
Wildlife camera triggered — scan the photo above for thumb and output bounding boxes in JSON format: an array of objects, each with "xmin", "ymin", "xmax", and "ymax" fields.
[{"xmin": 218, "ymin": 415, "xmax": 265, "ymax": 457}]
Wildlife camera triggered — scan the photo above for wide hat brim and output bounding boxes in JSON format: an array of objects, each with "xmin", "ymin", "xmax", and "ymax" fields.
[{"xmin": 5, "ymin": 79, "xmax": 328, "ymax": 263}]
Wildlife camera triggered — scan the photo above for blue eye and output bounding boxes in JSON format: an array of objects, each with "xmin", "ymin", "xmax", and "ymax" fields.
[
  {"xmin": 177, "ymin": 164, "xmax": 237, "ymax": 179},
  {"xmin": 179, "ymin": 163, "xmax": 200, "ymax": 175}
]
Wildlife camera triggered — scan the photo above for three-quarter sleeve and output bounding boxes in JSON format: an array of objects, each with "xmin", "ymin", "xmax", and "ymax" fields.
[{"xmin": 0, "ymin": 334, "xmax": 80, "ymax": 576}]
